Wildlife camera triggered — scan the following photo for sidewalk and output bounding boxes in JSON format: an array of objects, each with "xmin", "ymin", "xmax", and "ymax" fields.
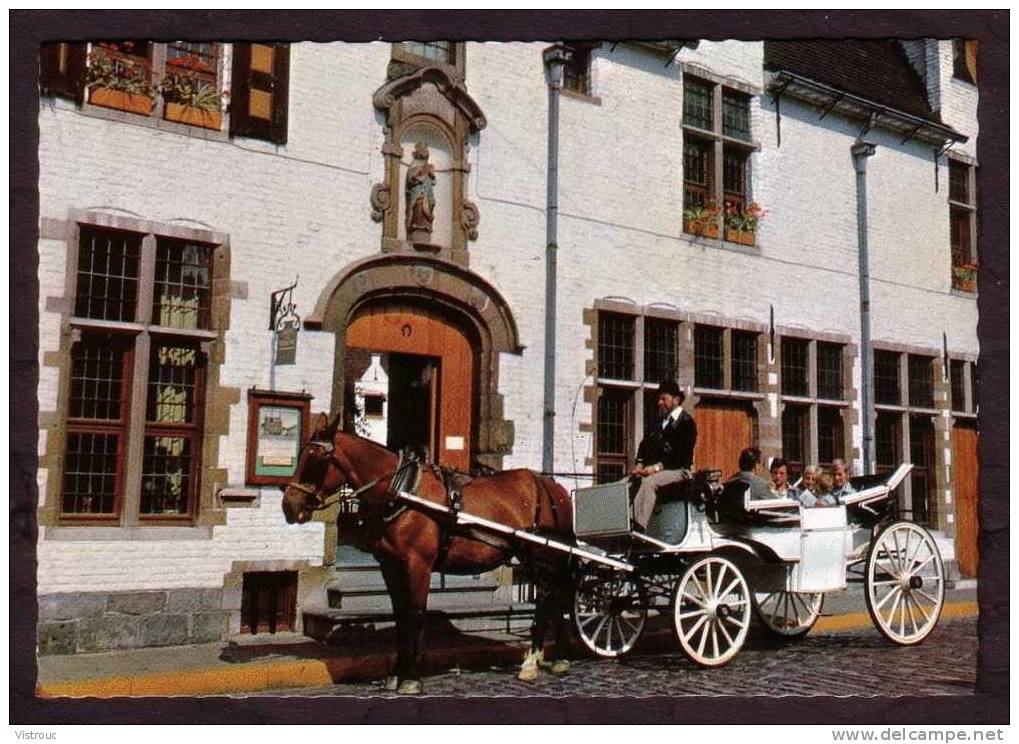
[{"xmin": 36, "ymin": 588, "xmax": 978, "ymax": 698}]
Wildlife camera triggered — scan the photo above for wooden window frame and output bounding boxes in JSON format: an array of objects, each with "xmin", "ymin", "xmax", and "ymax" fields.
[
  {"xmin": 681, "ymin": 73, "xmax": 758, "ymax": 246},
  {"xmin": 391, "ymin": 41, "xmax": 465, "ymax": 78},
  {"xmin": 948, "ymin": 157, "xmax": 977, "ymax": 293},
  {"xmin": 60, "ymin": 221, "xmax": 222, "ymax": 525}
]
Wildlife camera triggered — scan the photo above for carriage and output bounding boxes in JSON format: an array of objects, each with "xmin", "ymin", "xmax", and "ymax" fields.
[{"xmin": 399, "ymin": 462, "xmax": 946, "ymax": 668}]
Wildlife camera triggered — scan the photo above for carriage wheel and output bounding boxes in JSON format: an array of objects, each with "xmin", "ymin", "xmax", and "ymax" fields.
[
  {"xmin": 572, "ymin": 571, "xmax": 648, "ymax": 658},
  {"xmin": 865, "ymin": 521, "xmax": 945, "ymax": 645},
  {"xmin": 754, "ymin": 591, "xmax": 824, "ymax": 639},
  {"xmin": 672, "ymin": 556, "xmax": 752, "ymax": 667}
]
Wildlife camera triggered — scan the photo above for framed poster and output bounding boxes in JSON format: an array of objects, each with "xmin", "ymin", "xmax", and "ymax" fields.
[{"xmin": 246, "ymin": 389, "xmax": 312, "ymax": 486}]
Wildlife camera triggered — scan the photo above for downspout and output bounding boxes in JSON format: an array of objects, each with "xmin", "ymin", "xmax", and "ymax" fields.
[
  {"xmin": 541, "ymin": 44, "xmax": 571, "ymax": 475},
  {"xmin": 852, "ymin": 134, "xmax": 877, "ymax": 475}
]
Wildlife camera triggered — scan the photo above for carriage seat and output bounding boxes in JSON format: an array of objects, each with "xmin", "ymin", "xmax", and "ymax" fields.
[{"xmin": 707, "ymin": 479, "xmax": 801, "ymax": 527}]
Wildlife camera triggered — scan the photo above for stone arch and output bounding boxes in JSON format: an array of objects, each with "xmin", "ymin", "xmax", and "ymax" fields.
[{"xmin": 305, "ymin": 253, "xmax": 522, "ymax": 469}]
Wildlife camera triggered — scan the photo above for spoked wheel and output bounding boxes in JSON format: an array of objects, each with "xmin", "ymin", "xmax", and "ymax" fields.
[
  {"xmin": 572, "ymin": 571, "xmax": 648, "ymax": 658},
  {"xmin": 754, "ymin": 591, "xmax": 824, "ymax": 639},
  {"xmin": 672, "ymin": 556, "xmax": 752, "ymax": 667},
  {"xmin": 865, "ymin": 521, "xmax": 945, "ymax": 645}
]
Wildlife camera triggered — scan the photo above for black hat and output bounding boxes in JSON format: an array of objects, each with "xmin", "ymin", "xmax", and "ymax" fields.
[{"xmin": 658, "ymin": 380, "xmax": 683, "ymax": 399}]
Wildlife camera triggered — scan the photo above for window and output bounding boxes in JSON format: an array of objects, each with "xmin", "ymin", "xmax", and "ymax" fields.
[
  {"xmin": 781, "ymin": 338, "xmax": 809, "ymax": 397},
  {"xmin": 816, "ymin": 342, "xmax": 844, "ymax": 400},
  {"xmin": 971, "ymin": 362, "xmax": 979, "ymax": 413},
  {"xmin": 39, "ymin": 41, "xmax": 290, "ymax": 143},
  {"xmin": 60, "ymin": 224, "xmax": 219, "ymax": 522},
  {"xmin": 875, "ymin": 412, "xmax": 902, "ymax": 476},
  {"xmin": 817, "ymin": 407, "xmax": 844, "ymax": 467},
  {"xmin": 563, "ymin": 44, "xmax": 595, "ymax": 96},
  {"xmin": 682, "ymin": 75, "xmax": 756, "ymax": 245},
  {"xmin": 950, "ymin": 360, "xmax": 967, "ymax": 413},
  {"xmin": 594, "ymin": 311, "xmax": 681, "ymax": 481},
  {"xmin": 730, "ymin": 330, "xmax": 758, "ymax": 392},
  {"xmin": 644, "ymin": 318, "xmax": 677, "ymax": 384},
  {"xmin": 952, "ymin": 39, "xmax": 978, "ymax": 84},
  {"xmin": 363, "ymin": 396, "xmax": 385, "ymax": 418},
  {"xmin": 907, "ymin": 355, "xmax": 935, "ymax": 409},
  {"xmin": 694, "ymin": 325, "xmax": 724, "ymax": 389},
  {"xmin": 873, "ymin": 350, "xmax": 901, "ymax": 406},
  {"xmin": 909, "ymin": 415, "xmax": 936, "ymax": 526},
  {"xmin": 402, "ymin": 41, "xmax": 455, "ymax": 64},
  {"xmin": 781, "ymin": 404, "xmax": 808, "ymax": 479},
  {"xmin": 948, "ymin": 158, "xmax": 977, "ymax": 292},
  {"xmin": 391, "ymin": 41, "xmax": 464, "ymax": 77},
  {"xmin": 598, "ymin": 313, "xmax": 634, "ymax": 380}
]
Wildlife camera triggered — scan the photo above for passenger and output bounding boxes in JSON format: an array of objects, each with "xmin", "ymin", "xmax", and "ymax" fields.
[
  {"xmin": 829, "ymin": 459, "xmax": 857, "ymax": 504},
  {"xmin": 727, "ymin": 447, "xmax": 774, "ymax": 501},
  {"xmin": 799, "ymin": 465, "xmax": 836, "ymax": 507},
  {"xmin": 630, "ymin": 380, "xmax": 697, "ymax": 531},
  {"xmin": 769, "ymin": 457, "xmax": 792, "ymax": 498}
]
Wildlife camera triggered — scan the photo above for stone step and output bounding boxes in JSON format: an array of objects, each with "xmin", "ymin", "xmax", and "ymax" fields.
[
  {"xmin": 331, "ymin": 565, "xmax": 494, "ymax": 590},
  {"xmin": 303, "ymin": 602, "xmax": 536, "ymax": 643}
]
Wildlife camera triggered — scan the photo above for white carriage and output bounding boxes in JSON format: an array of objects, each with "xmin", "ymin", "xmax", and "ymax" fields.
[{"xmin": 568, "ymin": 463, "xmax": 946, "ymax": 667}]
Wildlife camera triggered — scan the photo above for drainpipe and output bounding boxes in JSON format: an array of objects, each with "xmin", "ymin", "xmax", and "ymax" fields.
[
  {"xmin": 541, "ymin": 44, "xmax": 571, "ymax": 475},
  {"xmin": 852, "ymin": 138, "xmax": 877, "ymax": 475}
]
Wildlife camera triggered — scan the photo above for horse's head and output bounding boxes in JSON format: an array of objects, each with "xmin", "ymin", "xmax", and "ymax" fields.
[{"xmin": 282, "ymin": 413, "xmax": 347, "ymax": 525}]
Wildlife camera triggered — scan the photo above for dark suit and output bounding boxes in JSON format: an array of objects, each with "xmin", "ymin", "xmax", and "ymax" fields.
[
  {"xmin": 636, "ymin": 409, "xmax": 697, "ymax": 470},
  {"xmin": 632, "ymin": 408, "xmax": 698, "ymax": 529}
]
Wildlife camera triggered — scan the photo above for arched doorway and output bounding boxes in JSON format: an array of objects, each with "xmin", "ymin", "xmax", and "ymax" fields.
[{"xmin": 346, "ymin": 302, "xmax": 475, "ymax": 471}]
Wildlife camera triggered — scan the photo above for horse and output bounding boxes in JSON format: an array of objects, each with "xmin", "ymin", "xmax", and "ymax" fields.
[{"xmin": 281, "ymin": 413, "xmax": 575, "ymax": 694}]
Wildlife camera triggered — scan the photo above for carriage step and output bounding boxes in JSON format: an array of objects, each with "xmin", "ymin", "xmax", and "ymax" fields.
[
  {"xmin": 302, "ymin": 603, "xmax": 536, "ymax": 643},
  {"xmin": 327, "ymin": 581, "xmax": 503, "ymax": 612}
]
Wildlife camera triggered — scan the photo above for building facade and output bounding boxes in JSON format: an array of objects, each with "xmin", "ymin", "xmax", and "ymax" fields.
[{"xmin": 35, "ymin": 38, "xmax": 980, "ymax": 654}]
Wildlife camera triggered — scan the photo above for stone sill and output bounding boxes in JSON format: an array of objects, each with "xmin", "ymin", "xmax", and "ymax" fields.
[
  {"xmin": 218, "ymin": 486, "xmax": 261, "ymax": 508},
  {"xmin": 561, "ymin": 88, "xmax": 602, "ymax": 106},
  {"xmin": 950, "ymin": 288, "xmax": 978, "ymax": 299},
  {"xmin": 43, "ymin": 525, "xmax": 214, "ymax": 541}
]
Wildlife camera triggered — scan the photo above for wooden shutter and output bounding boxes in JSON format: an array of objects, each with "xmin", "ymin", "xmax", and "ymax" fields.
[
  {"xmin": 39, "ymin": 42, "xmax": 87, "ymax": 103},
  {"xmin": 965, "ymin": 40, "xmax": 978, "ymax": 85},
  {"xmin": 230, "ymin": 42, "xmax": 290, "ymax": 144},
  {"xmin": 952, "ymin": 422, "xmax": 979, "ymax": 577}
]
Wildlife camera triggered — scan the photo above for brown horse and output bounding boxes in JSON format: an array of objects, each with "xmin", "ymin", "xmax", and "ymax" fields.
[{"xmin": 281, "ymin": 413, "xmax": 575, "ymax": 694}]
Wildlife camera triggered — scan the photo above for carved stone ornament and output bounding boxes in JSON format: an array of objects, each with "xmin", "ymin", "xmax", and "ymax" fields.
[
  {"xmin": 405, "ymin": 142, "xmax": 436, "ymax": 242},
  {"xmin": 370, "ymin": 182, "xmax": 391, "ymax": 223},
  {"xmin": 461, "ymin": 199, "xmax": 480, "ymax": 241},
  {"xmin": 373, "ymin": 66, "xmax": 487, "ymax": 133}
]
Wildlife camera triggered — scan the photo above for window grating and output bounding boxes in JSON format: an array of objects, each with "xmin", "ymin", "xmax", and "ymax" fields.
[
  {"xmin": 153, "ymin": 238, "xmax": 213, "ymax": 329},
  {"xmin": 875, "ymin": 412, "xmax": 901, "ymax": 472},
  {"xmin": 907, "ymin": 355, "xmax": 935, "ymax": 409},
  {"xmin": 816, "ymin": 342, "xmax": 844, "ymax": 400},
  {"xmin": 146, "ymin": 343, "xmax": 201, "ymax": 424},
  {"xmin": 722, "ymin": 147, "xmax": 748, "ymax": 211},
  {"xmin": 694, "ymin": 325, "xmax": 724, "ymax": 389},
  {"xmin": 69, "ymin": 335, "xmax": 129, "ymax": 420},
  {"xmin": 909, "ymin": 415, "xmax": 935, "ymax": 526},
  {"xmin": 781, "ymin": 338, "xmax": 809, "ymax": 397},
  {"xmin": 949, "ymin": 160, "xmax": 971, "ymax": 204},
  {"xmin": 62, "ymin": 432, "xmax": 120, "ymax": 515},
  {"xmin": 140, "ymin": 435, "xmax": 193, "ymax": 515},
  {"xmin": 598, "ymin": 313, "xmax": 634, "ymax": 380},
  {"xmin": 74, "ymin": 227, "xmax": 141, "ymax": 322},
  {"xmin": 644, "ymin": 318, "xmax": 677, "ymax": 384},
  {"xmin": 817, "ymin": 406, "xmax": 843, "ymax": 466},
  {"xmin": 731, "ymin": 330, "xmax": 758, "ymax": 392},
  {"xmin": 683, "ymin": 137, "xmax": 713, "ymax": 211},
  {"xmin": 873, "ymin": 350, "xmax": 901, "ymax": 406},
  {"xmin": 683, "ymin": 78, "xmax": 713, "ymax": 130},
  {"xmin": 971, "ymin": 363, "xmax": 979, "ymax": 412},
  {"xmin": 595, "ymin": 388, "xmax": 632, "ymax": 484},
  {"xmin": 722, "ymin": 90, "xmax": 751, "ymax": 141}
]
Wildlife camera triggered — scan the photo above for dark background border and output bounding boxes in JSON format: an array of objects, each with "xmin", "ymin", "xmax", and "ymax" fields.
[{"xmin": 10, "ymin": 10, "xmax": 1008, "ymax": 725}]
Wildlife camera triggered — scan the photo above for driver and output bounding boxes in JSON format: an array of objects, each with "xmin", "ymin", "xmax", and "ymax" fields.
[{"xmin": 630, "ymin": 380, "xmax": 697, "ymax": 531}]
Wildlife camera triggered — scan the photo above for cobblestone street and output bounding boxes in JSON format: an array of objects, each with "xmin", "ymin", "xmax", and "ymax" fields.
[{"xmin": 251, "ymin": 616, "xmax": 976, "ymax": 698}]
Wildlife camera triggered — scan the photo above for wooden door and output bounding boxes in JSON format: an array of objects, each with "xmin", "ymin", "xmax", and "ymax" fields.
[
  {"xmin": 347, "ymin": 306, "xmax": 474, "ymax": 471},
  {"xmin": 952, "ymin": 422, "xmax": 979, "ymax": 577},
  {"xmin": 693, "ymin": 399, "xmax": 755, "ymax": 480}
]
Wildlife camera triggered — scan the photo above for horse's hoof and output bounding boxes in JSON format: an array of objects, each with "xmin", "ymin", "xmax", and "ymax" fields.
[
  {"xmin": 397, "ymin": 679, "xmax": 423, "ymax": 695},
  {"xmin": 549, "ymin": 659, "xmax": 570, "ymax": 676},
  {"xmin": 517, "ymin": 663, "xmax": 539, "ymax": 682},
  {"xmin": 383, "ymin": 676, "xmax": 400, "ymax": 692}
]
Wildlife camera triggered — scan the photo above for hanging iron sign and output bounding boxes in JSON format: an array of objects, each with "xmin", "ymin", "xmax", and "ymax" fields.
[{"xmin": 270, "ymin": 277, "xmax": 300, "ymax": 367}]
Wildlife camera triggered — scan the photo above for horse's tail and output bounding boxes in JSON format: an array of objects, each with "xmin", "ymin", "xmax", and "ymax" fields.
[{"xmin": 531, "ymin": 472, "xmax": 573, "ymax": 536}]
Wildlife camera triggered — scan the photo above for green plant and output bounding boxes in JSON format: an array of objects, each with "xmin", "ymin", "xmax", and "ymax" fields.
[
  {"xmin": 683, "ymin": 198, "xmax": 720, "ymax": 231},
  {"xmin": 160, "ymin": 74, "xmax": 226, "ymax": 112},
  {"xmin": 724, "ymin": 201, "xmax": 767, "ymax": 233},
  {"xmin": 952, "ymin": 262, "xmax": 978, "ymax": 281},
  {"xmin": 86, "ymin": 47, "xmax": 156, "ymax": 98}
]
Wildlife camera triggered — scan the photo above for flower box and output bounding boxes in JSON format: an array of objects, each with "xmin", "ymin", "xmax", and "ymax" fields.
[
  {"xmin": 953, "ymin": 276, "xmax": 976, "ymax": 293},
  {"xmin": 164, "ymin": 102, "xmax": 222, "ymax": 130},
  {"xmin": 89, "ymin": 88, "xmax": 154, "ymax": 115},
  {"xmin": 724, "ymin": 228, "xmax": 756, "ymax": 246},
  {"xmin": 683, "ymin": 219, "xmax": 720, "ymax": 240}
]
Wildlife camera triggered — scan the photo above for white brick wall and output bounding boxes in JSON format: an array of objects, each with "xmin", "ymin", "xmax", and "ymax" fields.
[{"xmin": 36, "ymin": 39, "xmax": 979, "ymax": 594}]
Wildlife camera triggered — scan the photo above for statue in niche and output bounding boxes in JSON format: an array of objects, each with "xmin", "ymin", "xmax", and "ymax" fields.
[{"xmin": 404, "ymin": 142, "xmax": 436, "ymax": 243}]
